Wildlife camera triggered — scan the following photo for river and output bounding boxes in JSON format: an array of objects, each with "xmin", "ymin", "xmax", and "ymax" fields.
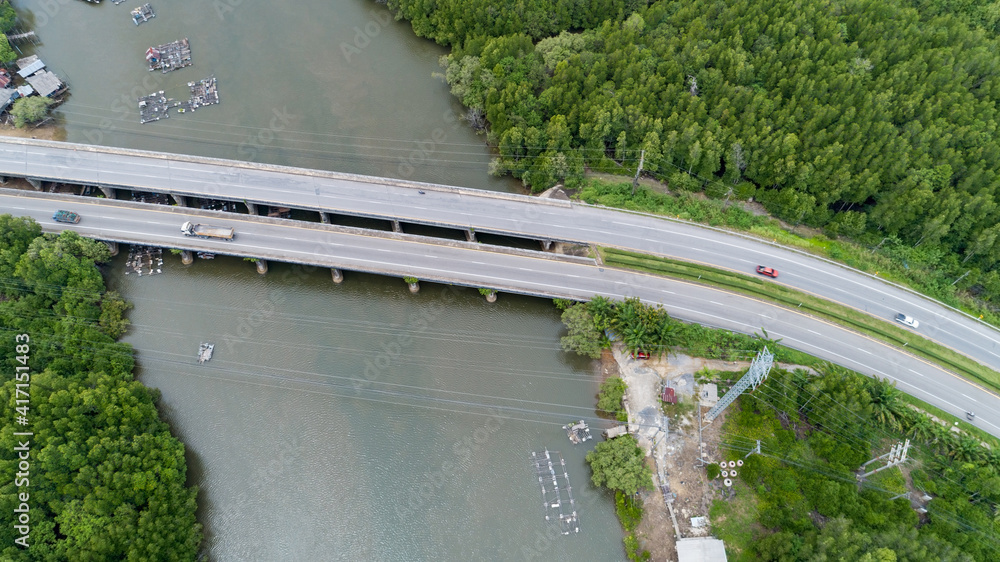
[
  {"xmin": 8, "ymin": 0, "xmax": 625, "ymax": 558},
  {"xmin": 12, "ymin": 0, "xmax": 518, "ymax": 191},
  {"xmin": 108, "ymin": 255, "xmax": 624, "ymax": 560}
]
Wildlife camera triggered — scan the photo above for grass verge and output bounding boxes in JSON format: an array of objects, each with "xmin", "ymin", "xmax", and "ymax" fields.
[{"xmin": 601, "ymin": 246, "xmax": 1000, "ymax": 394}]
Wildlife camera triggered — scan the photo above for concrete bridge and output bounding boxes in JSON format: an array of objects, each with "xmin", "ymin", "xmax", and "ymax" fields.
[
  {"xmin": 3, "ymin": 186, "xmax": 999, "ymax": 438},
  {"xmin": 0, "ymin": 136, "xmax": 998, "ymax": 376}
]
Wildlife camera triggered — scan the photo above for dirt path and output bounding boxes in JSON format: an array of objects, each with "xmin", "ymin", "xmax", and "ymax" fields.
[
  {"xmin": 0, "ymin": 122, "xmax": 65, "ymax": 142},
  {"xmin": 612, "ymin": 348, "xmax": 747, "ymax": 561}
]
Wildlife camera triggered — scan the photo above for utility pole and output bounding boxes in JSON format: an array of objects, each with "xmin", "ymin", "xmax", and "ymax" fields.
[
  {"xmin": 858, "ymin": 440, "xmax": 910, "ymax": 481},
  {"xmin": 631, "ymin": 149, "xmax": 645, "ymax": 197},
  {"xmin": 951, "ymin": 270, "xmax": 972, "ymax": 286}
]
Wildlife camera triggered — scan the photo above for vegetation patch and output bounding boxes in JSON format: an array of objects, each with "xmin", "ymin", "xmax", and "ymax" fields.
[{"xmin": 0, "ymin": 215, "xmax": 201, "ymax": 558}]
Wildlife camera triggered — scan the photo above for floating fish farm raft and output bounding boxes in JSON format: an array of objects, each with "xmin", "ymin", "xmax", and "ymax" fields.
[
  {"xmin": 132, "ymin": 3, "xmax": 155, "ymax": 26},
  {"xmin": 530, "ymin": 450, "xmax": 580, "ymax": 535},
  {"xmin": 146, "ymin": 38, "xmax": 191, "ymax": 73},
  {"xmin": 138, "ymin": 76, "xmax": 219, "ymax": 124}
]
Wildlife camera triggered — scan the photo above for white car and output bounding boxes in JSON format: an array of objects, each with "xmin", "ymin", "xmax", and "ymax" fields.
[{"xmin": 895, "ymin": 314, "xmax": 919, "ymax": 329}]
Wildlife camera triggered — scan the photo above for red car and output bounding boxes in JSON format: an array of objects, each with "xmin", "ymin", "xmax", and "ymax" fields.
[
  {"xmin": 756, "ymin": 266, "xmax": 778, "ymax": 278},
  {"xmin": 631, "ymin": 350, "xmax": 650, "ymax": 360}
]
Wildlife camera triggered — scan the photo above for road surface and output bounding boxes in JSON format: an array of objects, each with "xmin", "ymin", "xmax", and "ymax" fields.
[
  {"xmin": 0, "ymin": 138, "xmax": 995, "ymax": 376},
  {"xmin": 2, "ymin": 190, "xmax": 997, "ymax": 438}
]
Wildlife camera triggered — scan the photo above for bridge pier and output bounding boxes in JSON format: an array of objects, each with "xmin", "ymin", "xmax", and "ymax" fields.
[
  {"xmin": 541, "ymin": 239, "xmax": 553, "ymax": 251},
  {"xmin": 25, "ymin": 177, "xmax": 43, "ymax": 191},
  {"xmin": 485, "ymin": 290, "xmax": 497, "ymax": 303},
  {"xmin": 104, "ymin": 241, "xmax": 119, "ymax": 256},
  {"xmin": 172, "ymin": 194, "xmax": 187, "ymax": 207},
  {"xmin": 408, "ymin": 280, "xmax": 420, "ymax": 293},
  {"xmin": 256, "ymin": 259, "xmax": 268, "ymax": 275},
  {"xmin": 331, "ymin": 268, "xmax": 343, "ymax": 283},
  {"xmin": 465, "ymin": 229, "xmax": 477, "ymax": 243},
  {"xmin": 392, "ymin": 220, "xmax": 402, "ymax": 233},
  {"xmin": 180, "ymin": 250, "xmax": 194, "ymax": 265},
  {"xmin": 320, "ymin": 212, "xmax": 330, "ymax": 224},
  {"xmin": 246, "ymin": 201, "xmax": 258, "ymax": 215},
  {"xmin": 99, "ymin": 185, "xmax": 116, "ymax": 199}
]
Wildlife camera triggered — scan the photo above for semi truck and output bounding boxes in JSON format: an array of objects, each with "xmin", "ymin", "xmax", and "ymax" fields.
[{"xmin": 181, "ymin": 221, "xmax": 235, "ymax": 240}]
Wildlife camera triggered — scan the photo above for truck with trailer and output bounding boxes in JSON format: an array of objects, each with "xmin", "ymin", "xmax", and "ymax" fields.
[{"xmin": 181, "ymin": 221, "xmax": 235, "ymax": 240}]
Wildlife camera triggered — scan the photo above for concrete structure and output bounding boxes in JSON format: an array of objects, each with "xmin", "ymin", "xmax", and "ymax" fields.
[
  {"xmin": 3, "ymin": 188, "xmax": 999, "ymax": 438},
  {"xmin": 677, "ymin": 537, "xmax": 727, "ymax": 562},
  {"xmin": 0, "ymin": 137, "xmax": 995, "ymax": 382}
]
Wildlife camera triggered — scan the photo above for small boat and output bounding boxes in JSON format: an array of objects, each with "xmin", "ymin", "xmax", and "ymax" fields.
[
  {"xmin": 198, "ymin": 342, "xmax": 214, "ymax": 364},
  {"xmin": 196, "ymin": 252, "xmax": 215, "ymax": 259}
]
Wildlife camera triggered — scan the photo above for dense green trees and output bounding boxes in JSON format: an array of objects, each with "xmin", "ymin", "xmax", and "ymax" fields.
[
  {"xmin": 10, "ymin": 97, "xmax": 54, "ymax": 128},
  {"xmin": 0, "ymin": 216, "xmax": 201, "ymax": 559},
  {"xmin": 391, "ymin": 0, "xmax": 1000, "ymax": 297},
  {"xmin": 596, "ymin": 376, "xmax": 626, "ymax": 419},
  {"xmin": 586, "ymin": 435, "xmax": 653, "ymax": 496},
  {"xmin": 716, "ymin": 364, "xmax": 1000, "ymax": 561}
]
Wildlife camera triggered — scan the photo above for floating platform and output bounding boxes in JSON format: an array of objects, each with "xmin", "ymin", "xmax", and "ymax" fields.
[
  {"xmin": 138, "ymin": 90, "xmax": 178, "ymax": 124},
  {"xmin": 124, "ymin": 245, "xmax": 163, "ymax": 277},
  {"xmin": 530, "ymin": 450, "xmax": 580, "ymax": 535},
  {"xmin": 198, "ymin": 342, "xmax": 214, "ymax": 364},
  {"xmin": 177, "ymin": 75, "xmax": 219, "ymax": 112},
  {"xmin": 138, "ymin": 76, "xmax": 219, "ymax": 124},
  {"xmin": 563, "ymin": 420, "xmax": 592, "ymax": 444},
  {"xmin": 132, "ymin": 3, "xmax": 155, "ymax": 25},
  {"xmin": 146, "ymin": 38, "xmax": 191, "ymax": 73}
]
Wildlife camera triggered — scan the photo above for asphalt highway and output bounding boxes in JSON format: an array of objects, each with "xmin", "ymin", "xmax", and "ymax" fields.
[
  {"xmin": 2, "ymin": 191, "xmax": 997, "ymax": 438},
  {"xmin": 0, "ymin": 138, "xmax": 995, "ymax": 376}
]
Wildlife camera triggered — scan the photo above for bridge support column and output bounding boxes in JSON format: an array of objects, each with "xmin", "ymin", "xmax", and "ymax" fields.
[
  {"xmin": 465, "ymin": 229, "xmax": 477, "ymax": 243},
  {"xmin": 256, "ymin": 260, "xmax": 268, "ymax": 275},
  {"xmin": 172, "ymin": 194, "xmax": 187, "ymax": 207},
  {"xmin": 408, "ymin": 280, "xmax": 420, "ymax": 294},
  {"xmin": 392, "ymin": 220, "xmax": 402, "ymax": 233},
  {"xmin": 246, "ymin": 202, "xmax": 258, "ymax": 215},
  {"xmin": 99, "ymin": 186, "xmax": 116, "ymax": 199},
  {"xmin": 331, "ymin": 268, "xmax": 343, "ymax": 283},
  {"xmin": 541, "ymin": 239, "xmax": 553, "ymax": 251},
  {"xmin": 320, "ymin": 212, "xmax": 330, "ymax": 224},
  {"xmin": 180, "ymin": 250, "xmax": 194, "ymax": 265},
  {"xmin": 25, "ymin": 177, "xmax": 43, "ymax": 191},
  {"xmin": 485, "ymin": 290, "xmax": 497, "ymax": 303},
  {"xmin": 0, "ymin": 175, "xmax": 7, "ymax": 184},
  {"xmin": 104, "ymin": 241, "xmax": 119, "ymax": 257}
]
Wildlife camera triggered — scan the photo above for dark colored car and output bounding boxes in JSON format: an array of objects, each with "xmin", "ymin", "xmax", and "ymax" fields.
[
  {"xmin": 756, "ymin": 265, "xmax": 778, "ymax": 278},
  {"xmin": 52, "ymin": 210, "xmax": 81, "ymax": 224}
]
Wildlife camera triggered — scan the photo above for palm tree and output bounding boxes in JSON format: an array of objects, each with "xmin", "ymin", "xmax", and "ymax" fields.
[
  {"xmin": 868, "ymin": 378, "xmax": 904, "ymax": 431},
  {"xmin": 907, "ymin": 416, "xmax": 938, "ymax": 443},
  {"xmin": 950, "ymin": 435, "xmax": 987, "ymax": 463}
]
